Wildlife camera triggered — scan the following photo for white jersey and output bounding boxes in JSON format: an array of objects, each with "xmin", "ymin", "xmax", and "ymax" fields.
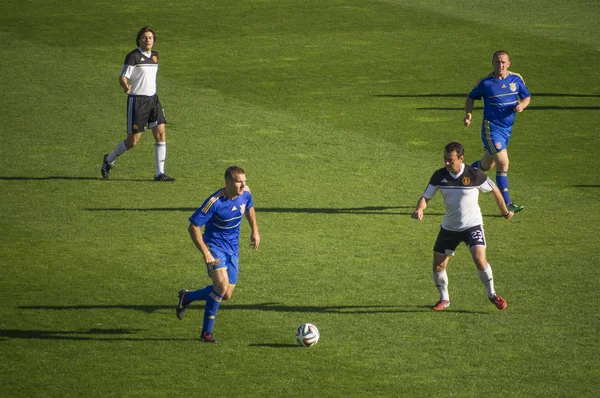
[
  {"xmin": 422, "ymin": 164, "xmax": 495, "ymax": 231},
  {"xmin": 120, "ymin": 48, "xmax": 159, "ymax": 96}
]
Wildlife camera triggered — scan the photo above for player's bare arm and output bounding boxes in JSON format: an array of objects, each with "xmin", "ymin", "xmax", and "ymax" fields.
[
  {"xmin": 412, "ymin": 196, "xmax": 430, "ymax": 221},
  {"xmin": 491, "ymin": 186, "xmax": 514, "ymax": 219},
  {"xmin": 119, "ymin": 75, "xmax": 131, "ymax": 94},
  {"xmin": 514, "ymin": 96, "xmax": 531, "ymax": 113},
  {"xmin": 464, "ymin": 97, "xmax": 475, "ymax": 126},
  {"xmin": 188, "ymin": 223, "xmax": 219, "ymax": 265},
  {"xmin": 245, "ymin": 207, "xmax": 260, "ymax": 251}
]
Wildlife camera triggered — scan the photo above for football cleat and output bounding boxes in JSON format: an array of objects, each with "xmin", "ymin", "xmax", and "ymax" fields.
[
  {"xmin": 176, "ymin": 290, "xmax": 189, "ymax": 320},
  {"xmin": 432, "ymin": 299, "xmax": 450, "ymax": 311},
  {"xmin": 154, "ymin": 173, "xmax": 176, "ymax": 182},
  {"xmin": 101, "ymin": 154, "xmax": 113, "ymax": 179},
  {"xmin": 489, "ymin": 294, "xmax": 507, "ymax": 310},
  {"xmin": 507, "ymin": 203, "xmax": 524, "ymax": 213},
  {"xmin": 200, "ymin": 331, "xmax": 216, "ymax": 343}
]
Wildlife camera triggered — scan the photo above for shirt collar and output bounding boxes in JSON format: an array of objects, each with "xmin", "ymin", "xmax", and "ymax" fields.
[{"xmin": 138, "ymin": 47, "xmax": 152, "ymax": 58}]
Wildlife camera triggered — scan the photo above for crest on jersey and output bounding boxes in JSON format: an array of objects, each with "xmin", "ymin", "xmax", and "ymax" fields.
[
  {"xmin": 240, "ymin": 204, "xmax": 246, "ymax": 214},
  {"xmin": 133, "ymin": 124, "xmax": 138, "ymax": 131},
  {"xmin": 152, "ymin": 55, "xmax": 158, "ymax": 63},
  {"xmin": 495, "ymin": 142, "xmax": 502, "ymax": 149},
  {"xmin": 462, "ymin": 177, "xmax": 470, "ymax": 185},
  {"xmin": 509, "ymin": 82, "xmax": 517, "ymax": 92}
]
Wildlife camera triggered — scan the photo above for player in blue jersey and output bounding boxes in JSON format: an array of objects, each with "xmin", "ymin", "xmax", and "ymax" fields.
[
  {"xmin": 176, "ymin": 166, "xmax": 260, "ymax": 343},
  {"xmin": 464, "ymin": 50, "xmax": 531, "ymax": 213}
]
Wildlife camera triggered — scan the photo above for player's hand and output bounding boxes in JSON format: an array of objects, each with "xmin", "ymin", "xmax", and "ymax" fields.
[
  {"xmin": 124, "ymin": 84, "xmax": 131, "ymax": 94},
  {"xmin": 514, "ymin": 103, "xmax": 524, "ymax": 113},
  {"xmin": 503, "ymin": 210, "xmax": 514, "ymax": 220},
  {"xmin": 412, "ymin": 210, "xmax": 423, "ymax": 221},
  {"xmin": 464, "ymin": 113, "xmax": 472, "ymax": 127},
  {"xmin": 204, "ymin": 254, "xmax": 220, "ymax": 266},
  {"xmin": 249, "ymin": 231, "xmax": 260, "ymax": 251}
]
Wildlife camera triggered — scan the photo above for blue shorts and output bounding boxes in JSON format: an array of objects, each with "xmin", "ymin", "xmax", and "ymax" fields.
[
  {"xmin": 206, "ymin": 247, "xmax": 239, "ymax": 285},
  {"xmin": 481, "ymin": 120, "xmax": 512, "ymax": 155}
]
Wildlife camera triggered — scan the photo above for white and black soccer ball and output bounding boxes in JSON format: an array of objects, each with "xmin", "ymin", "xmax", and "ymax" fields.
[{"xmin": 296, "ymin": 323, "xmax": 320, "ymax": 347}]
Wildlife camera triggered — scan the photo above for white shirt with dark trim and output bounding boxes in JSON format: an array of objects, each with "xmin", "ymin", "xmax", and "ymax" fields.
[
  {"xmin": 422, "ymin": 163, "xmax": 495, "ymax": 231},
  {"xmin": 120, "ymin": 48, "xmax": 159, "ymax": 96}
]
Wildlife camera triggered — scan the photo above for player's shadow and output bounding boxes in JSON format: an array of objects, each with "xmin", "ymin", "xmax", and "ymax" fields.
[
  {"xmin": 20, "ymin": 303, "xmax": 488, "ymax": 315},
  {"xmin": 0, "ymin": 176, "xmax": 152, "ymax": 182},
  {"xmin": 83, "ymin": 206, "xmax": 448, "ymax": 217},
  {"xmin": 375, "ymin": 93, "xmax": 600, "ymax": 98},
  {"xmin": 0, "ymin": 328, "xmax": 194, "ymax": 341},
  {"xmin": 415, "ymin": 106, "xmax": 600, "ymax": 111}
]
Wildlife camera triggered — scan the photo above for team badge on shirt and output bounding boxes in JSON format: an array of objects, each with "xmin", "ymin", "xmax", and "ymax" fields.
[
  {"xmin": 240, "ymin": 204, "xmax": 246, "ymax": 214},
  {"xmin": 152, "ymin": 56, "xmax": 158, "ymax": 63},
  {"xmin": 462, "ymin": 177, "xmax": 471, "ymax": 185},
  {"xmin": 509, "ymin": 82, "xmax": 517, "ymax": 92},
  {"xmin": 496, "ymin": 142, "xmax": 502, "ymax": 149}
]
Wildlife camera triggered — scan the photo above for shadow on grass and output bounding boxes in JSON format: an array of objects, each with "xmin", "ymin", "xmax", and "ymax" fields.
[
  {"xmin": 376, "ymin": 93, "xmax": 600, "ymax": 98},
  {"xmin": 572, "ymin": 184, "xmax": 600, "ymax": 188},
  {"xmin": 83, "ymin": 206, "xmax": 450, "ymax": 217},
  {"xmin": 0, "ymin": 176, "xmax": 152, "ymax": 182},
  {"xmin": 0, "ymin": 328, "xmax": 194, "ymax": 341},
  {"xmin": 249, "ymin": 343, "xmax": 300, "ymax": 348},
  {"xmin": 19, "ymin": 303, "xmax": 488, "ymax": 315},
  {"xmin": 415, "ymin": 106, "xmax": 600, "ymax": 111}
]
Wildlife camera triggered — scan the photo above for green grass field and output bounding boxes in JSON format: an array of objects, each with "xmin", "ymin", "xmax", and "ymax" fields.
[{"xmin": 1, "ymin": 0, "xmax": 599, "ymax": 396}]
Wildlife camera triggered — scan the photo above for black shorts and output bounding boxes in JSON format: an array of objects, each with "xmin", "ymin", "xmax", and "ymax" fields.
[
  {"xmin": 433, "ymin": 225, "xmax": 486, "ymax": 256},
  {"xmin": 126, "ymin": 94, "xmax": 167, "ymax": 134}
]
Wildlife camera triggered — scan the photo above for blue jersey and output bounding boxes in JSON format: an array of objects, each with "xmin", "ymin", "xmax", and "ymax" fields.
[
  {"xmin": 189, "ymin": 188, "xmax": 254, "ymax": 254},
  {"xmin": 468, "ymin": 71, "xmax": 531, "ymax": 129}
]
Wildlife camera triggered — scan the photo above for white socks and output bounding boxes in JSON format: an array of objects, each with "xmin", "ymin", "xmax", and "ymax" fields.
[
  {"xmin": 433, "ymin": 269, "xmax": 449, "ymax": 301},
  {"xmin": 478, "ymin": 264, "xmax": 496, "ymax": 299},
  {"xmin": 107, "ymin": 140, "xmax": 128, "ymax": 164},
  {"xmin": 155, "ymin": 142, "xmax": 166, "ymax": 176}
]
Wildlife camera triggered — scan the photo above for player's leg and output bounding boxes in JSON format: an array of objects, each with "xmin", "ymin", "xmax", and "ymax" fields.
[
  {"xmin": 200, "ymin": 268, "xmax": 229, "ymax": 343},
  {"xmin": 468, "ymin": 227, "xmax": 507, "ymax": 310},
  {"xmin": 432, "ymin": 228, "xmax": 459, "ymax": 311},
  {"xmin": 432, "ymin": 252, "xmax": 451, "ymax": 310},
  {"xmin": 101, "ymin": 96, "xmax": 145, "ymax": 178},
  {"xmin": 149, "ymin": 98, "xmax": 174, "ymax": 181}
]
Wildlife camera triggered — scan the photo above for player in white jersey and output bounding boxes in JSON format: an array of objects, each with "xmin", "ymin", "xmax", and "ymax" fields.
[
  {"xmin": 101, "ymin": 26, "xmax": 175, "ymax": 181},
  {"xmin": 412, "ymin": 142, "xmax": 513, "ymax": 311}
]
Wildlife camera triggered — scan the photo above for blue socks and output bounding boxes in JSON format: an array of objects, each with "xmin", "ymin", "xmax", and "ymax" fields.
[
  {"xmin": 186, "ymin": 285, "xmax": 214, "ymax": 303},
  {"xmin": 471, "ymin": 160, "xmax": 480, "ymax": 169},
  {"xmin": 496, "ymin": 171, "xmax": 511, "ymax": 204},
  {"xmin": 184, "ymin": 285, "xmax": 224, "ymax": 334},
  {"xmin": 203, "ymin": 290, "xmax": 223, "ymax": 334}
]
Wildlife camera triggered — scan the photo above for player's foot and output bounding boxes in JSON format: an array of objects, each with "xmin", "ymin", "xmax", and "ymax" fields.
[
  {"xmin": 507, "ymin": 203, "xmax": 524, "ymax": 213},
  {"xmin": 101, "ymin": 154, "xmax": 113, "ymax": 179},
  {"xmin": 154, "ymin": 173, "xmax": 176, "ymax": 182},
  {"xmin": 201, "ymin": 331, "xmax": 217, "ymax": 343},
  {"xmin": 176, "ymin": 290, "xmax": 190, "ymax": 320},
  {"xmin": 432, "ymin": 299, "xmax": 450, "ymax": 311},
  {"xmin": 489, "ymin": 294, "xmax": 507, "ymax": 310}
]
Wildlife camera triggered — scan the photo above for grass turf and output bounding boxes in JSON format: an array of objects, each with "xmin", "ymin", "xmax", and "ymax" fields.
[{"xmin": 1, "ymin": 0, "xmax": 599, "ymax": 396}]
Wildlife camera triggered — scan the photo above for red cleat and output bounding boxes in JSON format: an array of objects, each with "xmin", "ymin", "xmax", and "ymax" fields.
[
  {"xmin": 489, "ymin": 294, "xmax": 507, "ymax": 310},
  {"xmin": 432, "ymin": 299, "xmax": 450, "ymax": 311}
]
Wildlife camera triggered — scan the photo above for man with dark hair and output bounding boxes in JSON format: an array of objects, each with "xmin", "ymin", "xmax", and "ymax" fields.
[
  {"xmin": 101, "ymin": 26, "xmax": 175, "ymax": 181},
  {"xmin": 413, "ymin": 142, "xmax": 513, "ymax": 311},
  {"xmin": 176, "ymin": 166, "xmax": 260, "ymax": 342},
  {"xmin": 464, "ymin": 50, "xmax": 531, "ymax": 212}
]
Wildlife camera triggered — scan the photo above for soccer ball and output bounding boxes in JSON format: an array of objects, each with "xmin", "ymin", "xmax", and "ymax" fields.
[{"xmin": 296, "ymin": 323, "xmax": 320, "ymax": 347}]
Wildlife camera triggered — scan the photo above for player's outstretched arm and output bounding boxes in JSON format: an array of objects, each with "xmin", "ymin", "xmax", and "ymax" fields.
[
  {"xmin": 412, "ymin": 197, "xmax": 429, "ymax": 221},
  {"xmin": 245, "ymin": 207, "xmax": 260, "ymax": 251},
  {"xmin": 464, "ymin": 97, "xmax": 475, "ymax": 126},
  {"xmin": 490, "ymin": 186, "xmax": 514, "ymax": 219}
]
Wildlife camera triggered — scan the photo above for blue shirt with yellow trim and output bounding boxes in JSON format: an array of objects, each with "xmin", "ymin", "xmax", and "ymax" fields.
[
  {"xmin": 468, "ymin": 71, "xmax": 531, "ymax": 129},
  {"xmin": 189, "ymin": 188, "xmax": 254, "ymax": 254}
]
